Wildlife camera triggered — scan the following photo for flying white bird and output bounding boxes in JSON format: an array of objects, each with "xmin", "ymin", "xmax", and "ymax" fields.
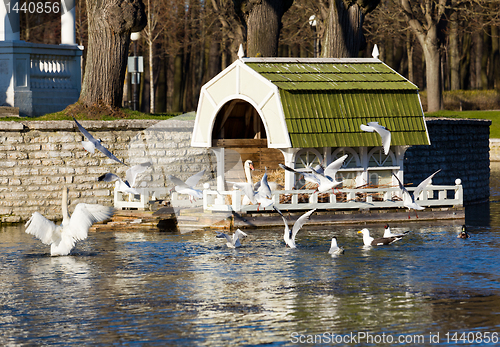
[
  {"xmin": 25, "ymin": 187, "xmax": 114, "ymax": 256},
  {"xmin": 216, "ymin": 229, "xmax": 248, "ymax": 248},
  {"xmin": 328, "ymin": 236, "xmax": 344, "ymax": 255},
  {"xmin": 358, "ymin": 228, "xmax": 402, "ymax": 246},
  {"xmin": 383, "ymin": 224, "xmax": 410, "ymax": 238},
  {"xmin": 73, "ymin": 117, "xmax": 126, "ymax": 165},
  {"xmin": 279, "ymin": 154, "xmax": 348, "ymax": 193},
  {"xmin": 360, "ymin": 121, "xmax": 391, "ymax": 155},
  {"xmin": 392, "ymin": 169, "xmax": 441, "ymax": 219},
  {"xmin": 274, "ymin": 206, "xmax": 316, "ymax": 248},
  {"xmin": 98, "ymin": 162, "xmax": 151, "ymax": 194},
  {"xmin": 168, "ymin": 169, "xmax": 206, "ymax": 203},
  {"xmin": 232, "ymin": 171, "xmax": 274, "ymax": 210}
]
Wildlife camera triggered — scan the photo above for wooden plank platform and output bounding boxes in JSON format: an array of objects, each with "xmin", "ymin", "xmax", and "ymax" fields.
[{"xmin": 89, "ymin": 205, "xmax": 464, "ymax": 233}]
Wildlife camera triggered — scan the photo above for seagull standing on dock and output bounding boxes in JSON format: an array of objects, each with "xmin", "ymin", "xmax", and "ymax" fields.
[
  {"xmin": 274, "ymin": 207, "xmax": 316, "ymax": 248},
  {"xmin": 360, "ymin": 122, "xmax": 391, "ymax": 155},
  {"xmin": 25, "ymin": 187, "xmax": 114, "ymax": 256},
  {"xmin": 73, "ymin": 117, "xmax": 126, "ymax": 165},
  {"xmin": 168, "ymin": 169, "xmax": 206, "ymax": 203},
  {"xmin": 216, "ymin": 229, "xmax": 248, "ymax": 248},
  {"xmin": 98, "ymin": 162, "xmax": 151, "ymax": 194},
  {"xmin": 392, "ymin": 169, "xmax": 441, "ymax": 219},
  {"xmin": 279, "ymin": 154, "xmax": 348, "ymax": 193},
  {"xmin": 328, "ymin": 236, "xmax": 344, "ymax": 255},
  {"xmin": 358, "ymin": 228, "xmax": 402, "ymax": 246}
]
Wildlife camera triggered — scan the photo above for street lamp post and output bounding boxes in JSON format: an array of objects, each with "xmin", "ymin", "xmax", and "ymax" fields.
[
  {"xmin": 309, "ymin": 15, "xmax": 319, "ymax": 58},
  {"xmin": 129, "ymin": 32, "xmax": 143, "ymax": 111}
]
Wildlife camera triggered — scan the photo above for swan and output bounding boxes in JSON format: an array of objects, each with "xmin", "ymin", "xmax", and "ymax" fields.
[
  {"xmin": 98, "ymin": 162, "xmax": 151, "ymax": 194},
  {"xmin": 392, "ymin": 169, "xmax": 441, "ymax": 219},
  {"xmin": 274, "ymin": 206, "xmax": 316, "ymax": 248},
  {"xmin": 245, "ymin": 160, "xmax": 282, "ymax": 192},
  {"xmin": 279, "ymin": 154, "xmax": 348, "ymax": 193},
  {"xmin": 168, "ymin": 169, "xmax": 206, "ymax": 203},
  {"xmin": 216, "ymin": 229, "xmax": 248, "ymax": 248},
  {"xmin": 383, "ymin": 224, "xmax": 410, "ymax": 238},
  {"xmin": 360, "ymin": 121, "xmax": 391, "ymax": 155},
  {"xmin": 358, "ymin": 228, "xmax": 402, "ymax": 246},
  {"xmin": 328, "ymin": 236, "xmax": 344, "ymax": 255},
  {"xmin": 73, "ymin": 117, "xmax": 126, "ymax": 165},
  {"xmin": 25, "ymin": 187, "xmax": 115, "ymax": 256}
]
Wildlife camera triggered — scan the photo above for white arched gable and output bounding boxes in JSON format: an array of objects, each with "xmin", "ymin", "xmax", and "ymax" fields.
[{"xmin": 192, "ymin": 59, "xmax": 291, "ymax": 148}]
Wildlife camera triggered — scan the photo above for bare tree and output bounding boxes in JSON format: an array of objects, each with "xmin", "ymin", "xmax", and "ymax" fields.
[
  {"xmin": 143, "ymin": 0, "xmax": 169, "ymax": 113},
  {"xmin": 401, "ymin": 0, "xmax": 446, "ymax": 112},
  {"xmin": 79, "ymin": 0, "xmax": 147, "ymax": 109}
]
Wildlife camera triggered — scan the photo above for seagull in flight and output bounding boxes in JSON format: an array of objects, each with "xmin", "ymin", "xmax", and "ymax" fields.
[
  {"xmin": 279, "ymin": 154, "xmax": 348, "ymax": 193},
  {"xmin": 360, "ymin": 122, "xmax": 391, "ymax": 155},
  {"xmin": 392, "ymin": 169, "xmax": 441, "ymax": 219},
  {"xmin": 168, "ymin": 169, "xmax": 205, "ymax": 203},
  {"xmin": 25, "ymin": 187, "xmax": 114, "ymax": 256},
  {"xmin": 232, "ymin": 171, "xmax": 274, "ymax": 210},
  {"xmin": 98, "ymin": 162, "xmax": 151, "ymax": 195},
  {"xmin": 73, "ymin": 117, "xmax": 126, "ymax": 165},
  {"xmin": 216, "ymin": 229, "xmax": 248, "ymax": 248},
  {"xmin": 274, "ymin": 206, "xmax": 316, "ymax": 248}
]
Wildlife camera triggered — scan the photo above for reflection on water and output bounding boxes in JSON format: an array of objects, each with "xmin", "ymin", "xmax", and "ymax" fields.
[{"xmin": 1, "ymin": 165, "xmax": 500, "ymax": 346}]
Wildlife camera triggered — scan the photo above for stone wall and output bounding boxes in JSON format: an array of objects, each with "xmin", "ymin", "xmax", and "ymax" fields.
[
  {"xmin": 0, "ymin": 119, "xmax": 214, "ymax": 223},
  {"xmin": 404, "ymin": 118, "xmax": 491, "ymax": 204}
]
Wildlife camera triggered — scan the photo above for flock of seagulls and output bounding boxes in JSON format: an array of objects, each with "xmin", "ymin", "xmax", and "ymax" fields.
[
  {"xmin": 25, "ymin": 118, "xmax": 153, "ymax": 256},
  {"xmin": 25, "ymin": 117, "xmax": 459, "ymax": 257}
]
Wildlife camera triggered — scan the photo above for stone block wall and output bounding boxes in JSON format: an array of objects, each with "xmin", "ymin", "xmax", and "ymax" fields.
[
  {"xmin": 0, "ymin": 119, "xmax": 214, "ymax": 223},
  {"xmin": 404, "ymin": 118, "xmax": 491, "ymax": 204}
]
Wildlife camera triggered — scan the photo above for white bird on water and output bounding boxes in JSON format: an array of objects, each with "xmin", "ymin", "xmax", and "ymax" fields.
[
  {"xmin": 383, "ymin": 224, "xmax": 410, "ymax": 238},
  {"xmin": 328, "ymin": 236, "xmax": 344, "ymax": 256},
  {"xmin": 168, "ymin": 169, "xmax": 206, "ymax": 203},
  {"xmin": 274, "ymin": 206, "xmax": 316, "ymax": 248},
  {"xmin": 360, "ymin": 121, "xmax": 391, "ymax": 155},
  {"xmin": 25, "ymin": 187, "xmax": 114, "ymax": 256},
  {"xmin": 216, "ymin": 229, "xmax": 248, "ymax": 248},
  {"xmin": 279, "ymin": 154, "xmax": 348, "ymax": 193},
  {"xmin": 73, "ymin": 117, "xmax": 126, "ymax": 165},
  {"xmin": 392, "ymin": 169, "xmax": 441, "ymax": 219},
  {"xmin": 98, "ymin": 162, "xmax": 151, "ymax": 195},
  {"xmin": 358, "ymin": 228, "xmax": 402, "ymax": 246}
]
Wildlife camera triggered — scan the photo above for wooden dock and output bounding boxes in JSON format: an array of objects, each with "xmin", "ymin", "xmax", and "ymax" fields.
[{"xmin": 90, "ymin": 205, "xmax": 465, "ymax": 233}]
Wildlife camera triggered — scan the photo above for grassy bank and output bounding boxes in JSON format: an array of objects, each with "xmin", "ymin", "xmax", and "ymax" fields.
[{"xmin": 425, "ymin": 110, "xmax": 500, "ymax": 138}]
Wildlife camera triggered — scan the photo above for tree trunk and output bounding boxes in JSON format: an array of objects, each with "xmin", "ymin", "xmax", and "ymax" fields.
[
  {"xmin": 491, "ymin": 26, "xmax": 499, "ymax": 90},
  {"xmin": 424, "ymin": 44, "xmax": 443, "ymax": 112},
  {"xmin": 149, "ymin": 41, "xmax": 155, "ymax": 113},
  {"xmin": 401, "ymin": 0, "xmax": 445, "ymax": 112},
  {"xmin": 449, "ymin": 5, "xmax": 460, "ymax": 90},
  {"xmin": 79, "ymin": 0, "xmax": 146, "ymax": 109},
  {"xmin": 237, "ymin": 0, "xmax": 293, "ymax": 57},
  {"xmin": 474, "ymin": 29, "xmax": 483, "ymax": 89},
  {"xmin": 322, "ymin": 1, "xmax": 363, "ymax": 57}
]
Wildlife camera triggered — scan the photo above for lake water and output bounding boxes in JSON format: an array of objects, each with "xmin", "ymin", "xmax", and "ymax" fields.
[{"xmin": 1, "ymin": 167, "xmax": 500, "ymax": 346}]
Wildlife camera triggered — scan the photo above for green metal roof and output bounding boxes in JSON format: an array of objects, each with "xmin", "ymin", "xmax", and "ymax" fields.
[{"xmin": 244, "ymin": 59, "xmax": 429, "ymax": 148}]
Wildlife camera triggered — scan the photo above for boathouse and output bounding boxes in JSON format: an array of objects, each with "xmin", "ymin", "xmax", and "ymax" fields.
[{"xmin": 188, "ymin": 54, "xmax": 463, "ymax": 213}]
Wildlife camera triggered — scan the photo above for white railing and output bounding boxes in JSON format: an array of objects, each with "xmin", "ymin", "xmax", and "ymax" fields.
[
  {"xmin": 30, "ymin": 54, "xmax": 75, "ymax": 89},
  {"xmin": 114, "ymin": 183, "xmax": 463, "ymax": 212},
  {"xmin": 202, "ymin": 184, "xmax": 463, "ymax": 213}
]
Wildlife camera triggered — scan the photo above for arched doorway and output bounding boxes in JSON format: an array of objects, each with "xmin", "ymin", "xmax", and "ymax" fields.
[{"xmin": 211, "ymin": 99, "xmax": 284, "ymax": 188}]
